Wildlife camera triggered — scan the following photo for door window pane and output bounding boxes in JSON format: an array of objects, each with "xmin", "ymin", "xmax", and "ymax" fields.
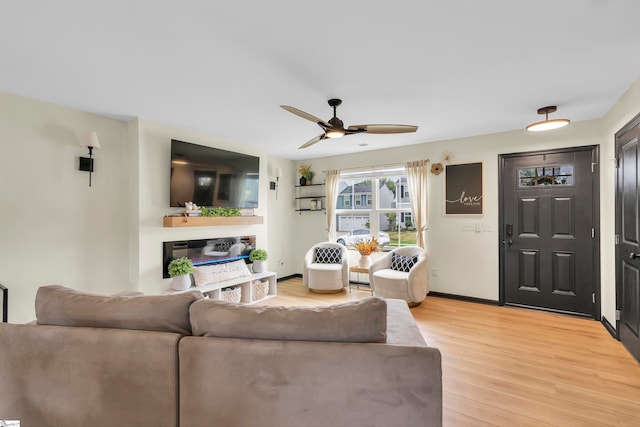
[{"xmin": 518, "ymin": 165, "xmax": 573, "ymax": 188}]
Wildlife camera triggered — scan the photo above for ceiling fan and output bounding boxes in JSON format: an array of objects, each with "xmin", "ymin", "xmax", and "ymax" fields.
[{"xmin": 280, "ymin": 98, "xmax": 418, "ymax": 149}]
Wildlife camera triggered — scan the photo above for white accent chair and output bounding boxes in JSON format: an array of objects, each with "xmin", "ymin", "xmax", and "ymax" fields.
[
  {"xmin": 303, "ymin": 242, "xmax": 349, "ymax": 293},
  {"xmin": 369, "ymin": 246, "xmax": 428, "ymax": 306}
]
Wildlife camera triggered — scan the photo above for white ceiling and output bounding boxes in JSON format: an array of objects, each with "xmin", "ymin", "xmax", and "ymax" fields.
[{"xmin": 2, "ymin": 0, "xmax": 640, "ymax": 160}]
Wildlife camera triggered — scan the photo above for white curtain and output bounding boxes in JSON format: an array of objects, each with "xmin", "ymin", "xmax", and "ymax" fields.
[
  {"xmin": 325, "ymin": 169, "xmax": 341, "ymax": 241},
  {"xmin": 405, "ymin": 160, "xmax": 429, "ymax": 249}
]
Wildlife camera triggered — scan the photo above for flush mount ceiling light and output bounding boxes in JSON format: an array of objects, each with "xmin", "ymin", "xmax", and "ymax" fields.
[{"xmin": 526, "ymin": 106, "xmax": 570, "ymax": 132}]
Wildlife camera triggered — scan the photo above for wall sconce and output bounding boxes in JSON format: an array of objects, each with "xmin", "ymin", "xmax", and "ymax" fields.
[
  {"xmin": 79, "ymin": 131, "xmax": 101, "ymax": 187},
  {"xmin": 271, "ymin": 167, "xmax": 283, "ymax": 199}
]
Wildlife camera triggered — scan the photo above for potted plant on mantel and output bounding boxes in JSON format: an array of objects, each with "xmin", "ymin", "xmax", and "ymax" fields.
[
  {"xmin": 249, "ymin": 249, "xmax": 268, "ymax": 273},
  {"xmin": 168, "ymin": 257, "xmax": 194, "ymax": 291},
  {"xmin": 354, "ymin": 238, "xmax": 380, "ymax": 269}
]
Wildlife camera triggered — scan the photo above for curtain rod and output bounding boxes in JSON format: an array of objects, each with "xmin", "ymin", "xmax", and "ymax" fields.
[{"xmin": 322, "ymin": 159, "xmax": 430, "ymax": 174}]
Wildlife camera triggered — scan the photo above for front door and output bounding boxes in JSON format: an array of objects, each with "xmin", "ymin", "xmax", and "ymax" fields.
[
  {"xmin": 499, "ymin": 146, "xmax": 599, "ymax": 317},
  {"xmin": 616, "ymin": 114, "xmax": 640, "ymax": 362}
]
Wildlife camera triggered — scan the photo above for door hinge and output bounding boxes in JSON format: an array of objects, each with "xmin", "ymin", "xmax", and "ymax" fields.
[
  {"xmin": 616, "ymin": 310, "xmax": 621, "ymax": 321},
  {"xmin": 591, "ymin": 228, "xmax": 595, "ymax": 238},
  {"xmin": 615, "ymin": 234, "xmax": 620, "ymax": 245},
  {"xmin": 591, "ymin": 162, "xmax": 597, "ymax": 172},
  {"xmin": 592, "ymin": 293, "xmax": 595, "ymax": 304}
]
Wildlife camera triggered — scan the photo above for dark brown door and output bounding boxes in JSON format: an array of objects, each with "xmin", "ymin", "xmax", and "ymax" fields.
[
  {"xmin": 616, "ymin": 114, "xmax": 640, "ymax": 362},
  {"xmin": 500, "ymin": 147, "xmax": 598, "ymax": 317}
]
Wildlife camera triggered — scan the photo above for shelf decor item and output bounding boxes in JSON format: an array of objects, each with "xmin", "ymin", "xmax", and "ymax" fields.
[
  {"xmin": 298, "ymin": 163, "xmax": 314, "ymax": 185},
  {"xmin": 251, "ymin": 279, "xmax": 269, "ymax": 301},
  {"xmin": 221, "ymin": 286, "xmax": 242, "ymax": 303},
  {"xmin": 168, "ymin": 257, "xmax": 194, "ymax": 291},
  {"xmin": 249, "ymin": 249, "xmax": 268, "ymax": 273}
]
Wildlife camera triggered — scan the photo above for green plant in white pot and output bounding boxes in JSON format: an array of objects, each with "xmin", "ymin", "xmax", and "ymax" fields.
[
  {"xmin": 249, "ymin": 249, "xmax": 268, "ymax": 273},
  {"xmin": 168, "ymin": 257, "xmax": 194, "ymax": 291}
]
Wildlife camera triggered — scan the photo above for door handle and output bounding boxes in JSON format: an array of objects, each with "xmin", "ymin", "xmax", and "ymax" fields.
[
  {"xmin": 502, "ymin": 240, "xmax": 515, "ymax": 246},
  {"xmin": 631, "ymin": 252, "xmax": 638, "ymax": 259}
]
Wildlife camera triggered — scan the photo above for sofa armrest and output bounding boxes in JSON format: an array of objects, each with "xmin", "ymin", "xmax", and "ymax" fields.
[
  {"xmin": 368, "ymin": 251, "xmax": 393, "ymax": 286},
  {"xmin": 407, "ymin": 255, "xmax": 429, "ymax": 302}
]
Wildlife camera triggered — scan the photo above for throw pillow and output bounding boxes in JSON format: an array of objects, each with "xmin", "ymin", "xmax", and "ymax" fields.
[
  {"xmin": 190, "ymin": 296, "xmax": 387, "ymax": 343},
  {"xmin": 35, "ymin": 285, "xmax": 203, "ymax": 335},
  {"xmin": 314, "ymin": 247, "xmax": 342, "ymax": 264},
  {"xmin": 391, "ymin": 253, "xmax": 419, "ymax": 272},
  {"xmin": 192, "ymin": 259, "xmax": 252, "ymax": 287}
]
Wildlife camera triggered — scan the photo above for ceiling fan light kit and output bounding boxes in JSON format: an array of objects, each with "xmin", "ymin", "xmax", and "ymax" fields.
[
  {"xmin": 281, "ymin": 98, "xmax": 418, "ymax": 149},
  {"xmin": 526, "ymin": 105, "xmax": 570, "ymax": 132}
]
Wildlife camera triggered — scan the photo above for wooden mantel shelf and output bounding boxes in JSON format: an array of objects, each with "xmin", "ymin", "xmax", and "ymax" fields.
[{"xmin": 163, "ymin": 215, "xmax": 263, "ymax": 228}]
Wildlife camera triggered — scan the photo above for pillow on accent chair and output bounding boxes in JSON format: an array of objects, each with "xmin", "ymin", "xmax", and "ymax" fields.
[
  {"xmin": 391, "ymin": 253, "xmax": 418, "ymax": 273},
  {"xmin": 314, "ymin": 247, "xmax": 342, "ymax": 264}
]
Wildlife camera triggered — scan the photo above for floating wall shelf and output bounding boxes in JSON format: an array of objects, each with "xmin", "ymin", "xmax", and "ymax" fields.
[{"xmin": 163, "ymin": 215, "xmax": 264, "ymax": 228}]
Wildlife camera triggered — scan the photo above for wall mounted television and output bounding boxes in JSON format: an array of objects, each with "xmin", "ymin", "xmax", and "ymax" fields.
[{"xmin": 170, "ymin": 139, "xmax": 260, "ymax": 208}]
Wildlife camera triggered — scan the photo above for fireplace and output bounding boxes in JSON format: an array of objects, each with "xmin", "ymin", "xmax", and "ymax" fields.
[{"xmin": 162, "ymin": 235, "xmax": 256, "ymax": 278}]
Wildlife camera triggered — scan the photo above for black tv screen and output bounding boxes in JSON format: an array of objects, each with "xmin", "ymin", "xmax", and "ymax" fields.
[{"xmin": 170, "ymin": 139, "xmax": 260, "ymax": 208}]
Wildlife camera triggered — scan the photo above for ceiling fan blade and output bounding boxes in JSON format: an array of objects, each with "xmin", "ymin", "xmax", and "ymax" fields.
[
  {"xmin": 298, "ymin": 134, "xmax": 325, "ymax": 149},
  {"xmin": 281, "ymin": 105, "xmax": 331, "ymax": 127},
  {"xmin": 347, "ymin": 124, "xmax": 418, "ymax": 134}
]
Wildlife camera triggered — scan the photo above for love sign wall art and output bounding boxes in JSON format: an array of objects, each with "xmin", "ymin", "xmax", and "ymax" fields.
[{"xmin": 445, "ymin": 162, "xmax": 484, "ymax": 215}]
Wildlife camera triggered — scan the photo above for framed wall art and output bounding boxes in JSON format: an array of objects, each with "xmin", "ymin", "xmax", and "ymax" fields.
[{"xmin": 445, "ymin": 162, "xmax": 484, "ymax": 215}]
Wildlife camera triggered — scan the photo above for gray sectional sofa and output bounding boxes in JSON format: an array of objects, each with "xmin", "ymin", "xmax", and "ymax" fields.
[{"xmin": 0, "ymin": 285, "xmax": 442, "ymax": 427}]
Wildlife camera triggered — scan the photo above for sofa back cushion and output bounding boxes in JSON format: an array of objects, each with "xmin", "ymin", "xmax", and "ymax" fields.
[
  {"xmin": 36, "ymin": 285, "xmax": 202, "ymax": 335},
  {"xmin": 190, "ymin": 296, "xmax": 387, "ymax": 342}
]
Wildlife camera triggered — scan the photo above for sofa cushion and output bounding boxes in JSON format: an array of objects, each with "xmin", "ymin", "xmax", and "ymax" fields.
[
  {"xmin": 35, "ymin": 285, "xmax": 203, "ymax": 335},
  {"xmin": 313, "ymin": 246, "xmax": 342, "ymax": 264},
  {"xmin": 190, "ymin": 296, "xmax": 387, "ymax": 342},
  {"xmin": 192, "ymin": 260, "xmax": 252, "ymax": 287},
  {"xmin": 391, "ymin": 253, "xmax": 418, "ymax": 272}
]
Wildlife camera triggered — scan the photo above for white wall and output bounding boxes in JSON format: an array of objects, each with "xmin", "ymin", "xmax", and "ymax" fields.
[
  {"xmin": 3, "ymin": 74, "xmax": 639, "ymax": 325},
  {"xmin": 294, "ymin": 117, "xmax": 617, "ymax": 316},
  {"xmin": 265, "ymin": 158, "xmax": 299, "ymax": 278},
  {"xmin": 131, "ymin": 119, "xmax": 298, "ymax": 294},
  {"xmin": 0, "ymin": 91, "xmax": 131, "ymax": 323}
]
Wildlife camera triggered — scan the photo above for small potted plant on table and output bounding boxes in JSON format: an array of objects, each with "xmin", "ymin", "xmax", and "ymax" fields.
[
  {"xmin": 249, "ymin": 249, "xmax": 268, "ymax": 273},
  {"xmin": 168, "ymin": 257, "xmax": 194, "ymax": 291}
]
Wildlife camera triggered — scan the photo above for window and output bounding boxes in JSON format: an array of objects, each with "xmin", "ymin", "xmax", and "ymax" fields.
[
  {"xmin": 335, "ymin": 167, "xmax": 415, "ymax": 249},
  {"xmin": 518, "ymin": 165, "xmax": 574, "ymax": 187}
]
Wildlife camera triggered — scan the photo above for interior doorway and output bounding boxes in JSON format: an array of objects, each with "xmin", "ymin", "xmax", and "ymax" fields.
[
  {"xmin": 499, "ymin": 146, "xmax": 600, "ymax": 318},
  {"xmin": 615, "ymin": 113, "xmax": 640, "ymax": 362}
]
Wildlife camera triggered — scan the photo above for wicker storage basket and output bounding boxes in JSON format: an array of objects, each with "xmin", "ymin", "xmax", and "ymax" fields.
[
  {"xmin": 252, "ymin": 280, "xmax": 269, "ymax": 301},
  {"xmin": 221, "ymin": 286, "xmax": 241, "ymax": 303}
]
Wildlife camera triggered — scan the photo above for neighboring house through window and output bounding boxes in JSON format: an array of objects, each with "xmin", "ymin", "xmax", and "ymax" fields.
[{"xmin": 334, "ymin": 166, "xmax": 416, "ymax": 248}]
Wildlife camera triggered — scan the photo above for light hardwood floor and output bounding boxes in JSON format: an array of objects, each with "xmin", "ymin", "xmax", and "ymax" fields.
[{"xmin": 265, "ymin": 278, "xmax": 640, "ymax": 427}]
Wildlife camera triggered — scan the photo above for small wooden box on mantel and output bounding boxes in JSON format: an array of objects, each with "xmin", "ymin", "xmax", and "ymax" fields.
[{"xmin": 163, "ymin": 215, "xmax": 264, "ymax": 228}]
